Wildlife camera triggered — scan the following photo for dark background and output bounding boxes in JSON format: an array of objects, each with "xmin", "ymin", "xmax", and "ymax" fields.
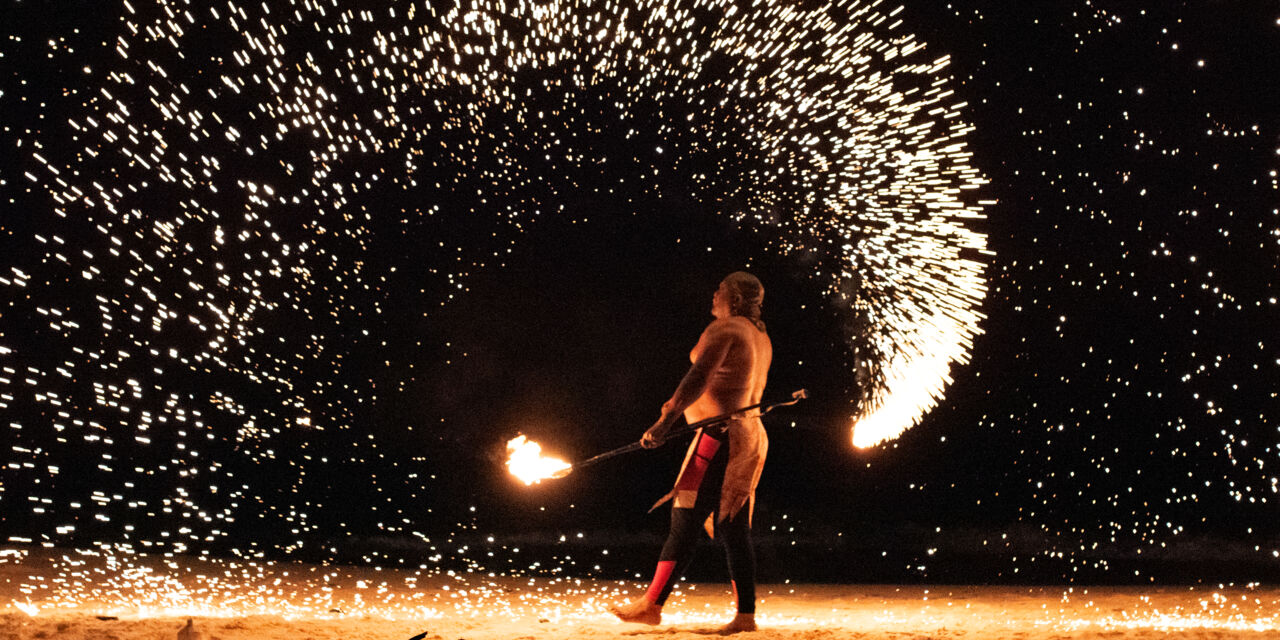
[{"xmin": 1, "ymin": 1, "xmax": 1277, "ymax": 584}]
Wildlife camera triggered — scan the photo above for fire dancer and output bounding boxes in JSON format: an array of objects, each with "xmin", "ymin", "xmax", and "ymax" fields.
[{"xmin": 610, "ymin": 271, "xmax": 772, "ymax": 634}]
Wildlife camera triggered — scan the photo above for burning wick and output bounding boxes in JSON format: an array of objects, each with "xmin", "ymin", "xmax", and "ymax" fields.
[{"xmin": 505, "ymin": 435, "xmax": 572, "ymax": 485}]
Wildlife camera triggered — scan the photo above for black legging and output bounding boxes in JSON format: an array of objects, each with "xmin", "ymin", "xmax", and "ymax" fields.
[{"xmin": 644, "ymin": 430, "xmax": 756, "ymax": 614}]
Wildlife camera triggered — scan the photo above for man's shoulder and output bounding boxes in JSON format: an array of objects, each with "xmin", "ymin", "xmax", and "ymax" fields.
[{"xmin": 703, "ymin": 316, "xmax": 757, "ymax": 338}]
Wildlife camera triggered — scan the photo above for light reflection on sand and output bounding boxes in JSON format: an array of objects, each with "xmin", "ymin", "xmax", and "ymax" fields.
[{"xmin": 3, "ymin": 548, "xmax": 1276, "ymax": 639}]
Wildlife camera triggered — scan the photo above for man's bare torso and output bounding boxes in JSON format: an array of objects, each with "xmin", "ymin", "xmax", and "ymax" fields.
[{"xmin": 684, "ymin": 316, "xmax": 772, "ymax": 423}]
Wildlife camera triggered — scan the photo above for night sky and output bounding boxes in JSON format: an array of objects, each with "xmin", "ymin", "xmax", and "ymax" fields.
[{"xmin": 1, "ymin": 1, "xmax": 1276, "ymax": 585}]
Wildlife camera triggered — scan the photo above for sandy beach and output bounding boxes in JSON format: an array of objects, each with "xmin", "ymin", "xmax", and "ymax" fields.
[{"xmin": 1, "ymin": 549, "xmax": 1275, "ymax": 639}]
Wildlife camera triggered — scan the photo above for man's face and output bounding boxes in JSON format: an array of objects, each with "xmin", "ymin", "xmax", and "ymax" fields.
[{"xmin": 712, "ymin": 281, "xmax": 733, "ymax": 318}]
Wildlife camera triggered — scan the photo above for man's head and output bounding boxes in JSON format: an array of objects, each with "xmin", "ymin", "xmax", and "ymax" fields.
[{"xmin": 713, "ymin": 271, "xmax": 765, "ymax": 329}]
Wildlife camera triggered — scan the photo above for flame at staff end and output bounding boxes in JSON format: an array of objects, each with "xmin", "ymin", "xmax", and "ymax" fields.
[{"xmin": 505, "ymin": 435, "xmax": 572, "ymax": 485}]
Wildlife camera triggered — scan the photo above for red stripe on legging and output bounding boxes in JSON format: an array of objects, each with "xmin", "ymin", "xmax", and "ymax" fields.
[
  {"xmin": 674, "ymin": 433, "xmax": 722, "ymax": 491},
  {"xmin": 645, "ymin": 560, "xmax": 676, "ymax": 603}
]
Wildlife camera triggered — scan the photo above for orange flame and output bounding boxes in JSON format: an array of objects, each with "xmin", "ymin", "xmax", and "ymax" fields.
[{"xmin": 505, "ymin": 435, "xmax": 572, "ymax": 485}]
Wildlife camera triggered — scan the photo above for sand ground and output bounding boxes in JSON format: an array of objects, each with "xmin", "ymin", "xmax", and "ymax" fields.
[{"xmin": 1, "ymin": 549, "xmax": 1275, "ymax": 639}]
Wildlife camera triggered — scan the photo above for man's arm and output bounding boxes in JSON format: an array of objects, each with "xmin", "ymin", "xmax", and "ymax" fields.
[{"xmin": 641, "ymin": 323, "xmax": 734, "ymax": 448}]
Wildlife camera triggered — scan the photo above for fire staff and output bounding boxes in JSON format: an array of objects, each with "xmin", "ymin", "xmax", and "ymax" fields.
[{"xmin": 610, "ymin": 271, "xmax": 773, "ymax": 635}]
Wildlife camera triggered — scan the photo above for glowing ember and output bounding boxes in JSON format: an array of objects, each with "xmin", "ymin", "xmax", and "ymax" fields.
[
  {"xmin": 506, "ymin": 436, "xmax": 572, "ymax": 485},
  {"xmin": 6, "ymin": 550, "xmax": 1280, "ymax": 638}
]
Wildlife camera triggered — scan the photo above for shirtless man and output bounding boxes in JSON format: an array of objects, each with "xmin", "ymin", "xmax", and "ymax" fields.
[{"xmin": 610, "ymin": 272, "xmax": 773, "ymax": 634}]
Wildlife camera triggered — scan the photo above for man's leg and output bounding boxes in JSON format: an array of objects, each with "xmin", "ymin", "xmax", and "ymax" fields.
[
  {"xmin": 613, "ymin": 432, "xmax": 724, "ymax": 624},
  {"xmin": 717, "ymin": 508, "xmax": 758, "ymax": 633},
  {"xmin": 647, "ymin": 506, "xmax": 708, "ymax": 605},
  {"xmin": 612, "ymin": 505, "xmax": 710, "ymax": 623}
]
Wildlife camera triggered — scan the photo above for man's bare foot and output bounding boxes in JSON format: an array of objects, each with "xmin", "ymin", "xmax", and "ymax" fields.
[
  {"xmin": 718, "ymin": 613, "xmax": 757, "ymax": 634},
  {"xmin": 609, "ymin": 597, "xmax": 662, "ymax": 625}
]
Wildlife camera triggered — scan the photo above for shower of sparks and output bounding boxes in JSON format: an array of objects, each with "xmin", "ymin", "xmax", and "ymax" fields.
[
  {"xmin": 505, "ymin": 436, "xmax": 572, "ymax": 485},
  {"xmin": 0, "ymin": 0, "xmax": 984, "ymax": 559},
  {"xmin": 4, "ymin": 0, "xmax": 1273, "ymax": 595},
  {"xmin": 4, "ymin": 550, "xmax": 1278, "ymax": 636}
]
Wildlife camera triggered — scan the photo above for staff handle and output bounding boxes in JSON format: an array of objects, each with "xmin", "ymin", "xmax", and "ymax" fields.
[{"xmin": 570, "ymin": 389, "xmax": 808, "ymax": 471}]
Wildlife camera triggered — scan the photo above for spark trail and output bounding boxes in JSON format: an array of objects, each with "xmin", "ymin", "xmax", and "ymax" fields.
[{"xmin": 0, "ymin": 0, "xmax": 985, "ymax": 562}]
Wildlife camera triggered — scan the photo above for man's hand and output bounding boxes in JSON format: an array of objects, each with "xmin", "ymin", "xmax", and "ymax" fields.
[{"xmin": 641, "ymin": 412, "xmax": 676, "ymax": 449}]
